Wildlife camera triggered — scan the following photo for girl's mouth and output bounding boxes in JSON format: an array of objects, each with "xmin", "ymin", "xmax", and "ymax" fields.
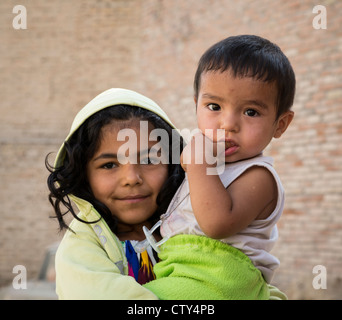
[{"xmin": 118, "ymin": 194, "xmax": 149, "ymax": 203}]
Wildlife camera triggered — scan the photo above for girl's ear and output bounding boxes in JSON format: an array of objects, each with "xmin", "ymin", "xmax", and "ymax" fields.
[{"xmin": 274, "ymin": 111, "xmax": 294, "ymax": 138}]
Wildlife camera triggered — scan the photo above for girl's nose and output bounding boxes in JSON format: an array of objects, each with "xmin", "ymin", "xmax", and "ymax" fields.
[{"xmin": 121, "ymin": 164, "xmax": 143, "ymax": 186}]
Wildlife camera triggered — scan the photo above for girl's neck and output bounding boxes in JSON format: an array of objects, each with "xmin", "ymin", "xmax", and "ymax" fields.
[{"xmin": 116, "ymin": 221, "xmax": 153, "ymax": 241}]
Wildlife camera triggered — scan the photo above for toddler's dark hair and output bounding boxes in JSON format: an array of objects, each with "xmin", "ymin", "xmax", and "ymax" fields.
[{"xmin": 194, "ymin": 35, "xmax": 296, "ymax": 119}]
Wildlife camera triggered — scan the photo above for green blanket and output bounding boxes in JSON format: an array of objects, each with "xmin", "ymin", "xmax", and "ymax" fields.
[{"xmin": 143, "ymin": 234, "xmax": 270, "ymax": 300}]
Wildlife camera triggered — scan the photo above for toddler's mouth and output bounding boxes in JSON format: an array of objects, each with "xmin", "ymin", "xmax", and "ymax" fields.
[
  {"xmin": 225, "ymin": 140, "xmax": 238, "ymax": 149},
  {"xmin": 225, "ymin": 140, "xmax": 239, "ymax": 156}
]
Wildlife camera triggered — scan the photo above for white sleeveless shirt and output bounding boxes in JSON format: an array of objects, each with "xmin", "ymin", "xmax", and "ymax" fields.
[{"xmin": 160, "ymin": 154, "xmax": 284, "ymax": 283}]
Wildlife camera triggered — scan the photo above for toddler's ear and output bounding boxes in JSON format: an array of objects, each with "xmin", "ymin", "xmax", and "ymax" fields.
[
  {"xmin": 274, "ymin": 111, "xmax": 294, "ymax": 138},
  {"xmin": 194, "ymin": 96, "xmax": 198, "ymax": 110}
]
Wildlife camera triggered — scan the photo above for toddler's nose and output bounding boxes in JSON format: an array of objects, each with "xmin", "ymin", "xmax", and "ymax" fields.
[{"xmin": 220, "ymin": 113, "xmax": 239, "ymax": 133}]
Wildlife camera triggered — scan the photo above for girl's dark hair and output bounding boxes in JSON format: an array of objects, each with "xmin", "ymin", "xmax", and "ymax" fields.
[
  {"xmin": 46, "ymin": 105, "xmax": 185, "ymax": 233},
  {"xmin": 194, "ymin": 35, "xmax": 296, "ymax": 119}
]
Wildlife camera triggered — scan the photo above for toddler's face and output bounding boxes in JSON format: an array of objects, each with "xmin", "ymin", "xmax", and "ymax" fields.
[{"xmin": 195, "ymin": 70, "xmax": 291, "ymax": 163}]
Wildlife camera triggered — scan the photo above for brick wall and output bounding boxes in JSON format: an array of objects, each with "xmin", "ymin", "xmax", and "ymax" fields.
[
  {"xmin": 1, "ymin": 0, "xmax": 341, "ymax": 299},
  {"xmin": 0, "ymin": 0, "xmax": 144, "ymax": 287}
]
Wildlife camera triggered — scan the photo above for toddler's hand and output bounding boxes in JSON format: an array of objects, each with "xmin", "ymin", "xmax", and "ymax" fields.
[{"xmin": 180, "ymin": 130, "xmax": 225, "ymax": 173}]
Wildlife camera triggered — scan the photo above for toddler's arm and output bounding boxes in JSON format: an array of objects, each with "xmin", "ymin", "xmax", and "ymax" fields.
[{"xmin": 181, "ymin": 132, "xmax": 277, "ymax": 239}]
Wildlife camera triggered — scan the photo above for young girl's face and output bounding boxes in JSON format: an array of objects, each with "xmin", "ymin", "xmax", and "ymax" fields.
[
  {"xmin": 196, "ymin": 70, "xmax": 293, "ymax": 163},
  {"xmin": 86, "ymin": 118, "xmax": 168, "ymax": 234}
]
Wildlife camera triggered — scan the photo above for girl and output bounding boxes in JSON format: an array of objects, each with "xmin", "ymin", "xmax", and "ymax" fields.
[{"xmin": 46, "ymin": 88, "xmax": 184, "ymax": 299}]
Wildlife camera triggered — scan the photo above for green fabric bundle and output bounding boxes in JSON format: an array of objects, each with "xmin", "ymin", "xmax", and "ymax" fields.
[{"xmin": 144, "ymin": 234, "xmax": 270, "ymax": 300}]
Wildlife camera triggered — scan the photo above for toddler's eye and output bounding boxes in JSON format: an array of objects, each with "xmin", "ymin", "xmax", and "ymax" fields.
[
  {"xmin": 207, "ymin": 103, "xmax": 221, "ymax": 111},
  {"xmin": 244, "ymin": 109, "xmax": 259, "ymax": 117}
]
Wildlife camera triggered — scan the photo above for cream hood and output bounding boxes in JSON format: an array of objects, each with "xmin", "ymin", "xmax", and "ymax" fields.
[{"xmin": 54, "ymin": 88, "xmax": 176, "ymax": 168}]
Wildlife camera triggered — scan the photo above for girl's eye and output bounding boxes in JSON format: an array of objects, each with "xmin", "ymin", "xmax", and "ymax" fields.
[
  {"xmin": 102, "ymin": 162, "xmax": 117, "ymax": 169},
  {"xmin": 244, "ymin": 109, "xmax": 259, "ymax": 117},
  {"xmin": 207, "ymin": 103, "xmax": 221, "ymax": 111}
]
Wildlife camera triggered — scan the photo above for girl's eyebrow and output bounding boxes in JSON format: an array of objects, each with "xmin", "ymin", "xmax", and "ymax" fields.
[
  {"xmin": 93, "ymin": 153, "xmax": 117, "ymax": 161},
  {"xmin": 92, "ymin": 148, "xmax": 153, "ymax": 162}
]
